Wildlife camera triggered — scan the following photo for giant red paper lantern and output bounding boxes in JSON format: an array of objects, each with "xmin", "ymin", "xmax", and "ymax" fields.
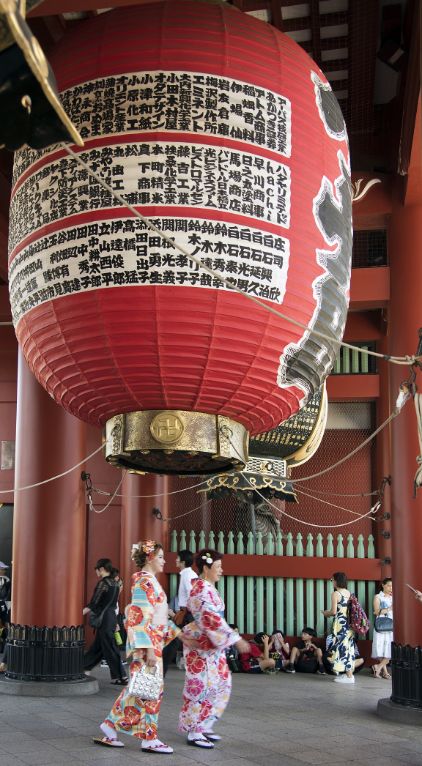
[{"xmin": 8, "ymin": 1, "xmax": 352, "ymax": 475}]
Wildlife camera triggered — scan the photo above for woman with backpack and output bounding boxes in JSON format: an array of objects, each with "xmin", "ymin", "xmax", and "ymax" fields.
[
  {"xmin": 371, "ymin": 577, "xmax": 393, "ymax": 679},
  {"xmin": 322, "ymin": 571, "xmax": 356, "ymax": 684}
]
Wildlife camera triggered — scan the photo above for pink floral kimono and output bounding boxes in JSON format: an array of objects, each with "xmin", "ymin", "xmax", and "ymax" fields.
[
  {"xmin": 103, "ymin": 570, "xmax": 179, "ymax": 741},
  {"xmin": 179, "ymin": 578, "xmax": 240, "ymax": 734}
]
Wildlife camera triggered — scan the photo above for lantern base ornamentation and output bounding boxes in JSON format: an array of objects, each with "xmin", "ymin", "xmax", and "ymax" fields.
[
  {"xmin": 198, "ymin": 456, "xmax": 297, "ymax": 502},
  {"xmin": 104, "ymin": 410, "xmax": 249, "ymax": 475}
]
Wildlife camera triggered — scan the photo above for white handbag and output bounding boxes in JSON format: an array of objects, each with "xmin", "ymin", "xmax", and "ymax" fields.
[{"xmin": 128, "ymin": 665, "xmax": 162, "ymax": 700}]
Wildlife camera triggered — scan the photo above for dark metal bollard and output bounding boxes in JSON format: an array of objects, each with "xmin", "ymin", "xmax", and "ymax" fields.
[
  {"xmin": 391, "ymin": 643, "xmax": 422, "ymax": 708},
  {"xmin": 5, "ymin": 623, "xmax": 86, "ymax": 682}
]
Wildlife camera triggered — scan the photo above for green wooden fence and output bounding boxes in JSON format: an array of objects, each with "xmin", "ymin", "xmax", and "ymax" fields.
[
  {"xmin": 332, "ymin": 343, "xmax": 376, "ymax": 374},
  {"xmin": 169, "ymin": 529, "xmax": 377, "ymax": 639}
]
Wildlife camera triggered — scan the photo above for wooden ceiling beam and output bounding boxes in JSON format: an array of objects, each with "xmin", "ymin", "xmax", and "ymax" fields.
[
  {"xmin": 309, "ymin": 0, "xmax": 322, "ymax": 69},
  {"xmin": 320, "ymin": 58, "xmax": 350, "ymax": 72},
  {"xmin": 269, "ymin": 0, "xmax": 282, "ymax": 31},
  {"xmin": 397, "ymin": 0, "xmax": 421, "ymax": 177},
  {"xmin": 319, "ymin": 36, "xmax": 348, "ymax": 52},
  {"xmin": 347, "ymin": 0, "xmax": 378, "ymax": 136},
  {"xmin": 281, "ymin": 10, "xmax": 348, "ymax": 34}
]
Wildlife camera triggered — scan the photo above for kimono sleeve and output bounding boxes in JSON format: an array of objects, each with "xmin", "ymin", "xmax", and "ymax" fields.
[
  {"xmin": 191, "ymin": 583, "xmax": 239, "ymax": 651},
  {"xmin": 164, "ymin": 618, "xmax": 181, "ymax": 647},
  {"xmin": 126, "ymin": 576, "xmax": 156, "ymax": 650}
]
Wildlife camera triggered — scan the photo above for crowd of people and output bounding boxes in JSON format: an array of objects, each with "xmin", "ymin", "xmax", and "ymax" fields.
[
  {"xmin": 82, "ymin": 543, "xmax": 396, "ymax": 755},
  {"xmin": 0, "ymin": 542, "xmax": 401, "ymax": 753}
]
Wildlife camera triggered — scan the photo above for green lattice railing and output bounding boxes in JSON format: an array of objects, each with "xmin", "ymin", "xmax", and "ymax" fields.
[
  {"xmin": 169, "ymin": 529, "xmax": 377, "ymax": 639},
  {"xmin": 332, "ymin": 343, "xmax": 376, "ymax": 374}
]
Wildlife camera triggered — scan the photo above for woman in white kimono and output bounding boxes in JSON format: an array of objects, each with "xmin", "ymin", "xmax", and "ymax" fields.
[{"xmin": 179, "ymin": 549, "xmax": 249, "ymax": 748}]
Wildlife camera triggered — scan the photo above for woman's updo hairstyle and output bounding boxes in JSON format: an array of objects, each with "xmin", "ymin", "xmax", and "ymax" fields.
[
  {"xmin": 132, "ymin": 540, "xmax": 162, "ymax": 569},
  {"xmin": 195, "ymin": 548, "xmax": 222, "ymax": 574}
]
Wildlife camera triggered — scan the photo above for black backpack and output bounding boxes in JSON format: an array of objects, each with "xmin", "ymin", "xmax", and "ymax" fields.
[{"xmin": 226, "ymin": 648, "xmax": 241, "ymax": 672}]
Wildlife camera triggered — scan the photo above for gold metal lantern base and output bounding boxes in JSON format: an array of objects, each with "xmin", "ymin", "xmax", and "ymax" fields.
[{"xmin": 104, "ymin": 410, "xmax": 249, "ymax": 475}]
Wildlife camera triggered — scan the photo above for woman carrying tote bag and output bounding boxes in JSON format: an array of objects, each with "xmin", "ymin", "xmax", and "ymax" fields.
[
  {"xmin": 371, "ymin": 577, "xmax": 393, "ymax": 679},
  {"xmin": 94, "ymin": 540, "xmax": 196, "ymax": 754}
]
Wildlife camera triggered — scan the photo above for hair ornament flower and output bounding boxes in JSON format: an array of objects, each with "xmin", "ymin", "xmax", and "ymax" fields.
[
  {"xmin": 130, "ymin": 543, "xmax": 139, "ymax": 561},
  {"xmin": 142, "ymin": 540, "xmax": 156, "ymax": 556},
  {"xmin": 202, "ymin": 552, "xmax": 213, "ymax": 565}
]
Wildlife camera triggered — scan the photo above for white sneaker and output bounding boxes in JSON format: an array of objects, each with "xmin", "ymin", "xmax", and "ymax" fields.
[{"xmin": 333, "ymin": 675, "xmax": 355, "ymax": 684}]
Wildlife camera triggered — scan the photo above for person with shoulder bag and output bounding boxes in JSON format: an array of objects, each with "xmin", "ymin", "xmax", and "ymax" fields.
[
  {"xmin": 83, "ymin": 558, "xmax": 128, "ymax": 685},
  {"xmin": 371, "ymin": 577, "xmax": 393, "ymax": 679},
  {"xmin": 163, "ymin": 549, "xmax": 198, "ymax": 675}
]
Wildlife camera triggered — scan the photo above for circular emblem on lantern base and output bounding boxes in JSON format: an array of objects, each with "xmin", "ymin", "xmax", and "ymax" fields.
[
  {"xmin": 150, "ymin": 412, "xmax": 185, "ymax": 444},
  {"xmin": 104, "ymin": 410, "xmax": 249, "ymax": 476}
]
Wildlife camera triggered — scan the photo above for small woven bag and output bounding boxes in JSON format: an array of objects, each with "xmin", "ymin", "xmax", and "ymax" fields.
[{"xmin": 128, "ymin": 665, "xmax": 162, "ymax": 700}]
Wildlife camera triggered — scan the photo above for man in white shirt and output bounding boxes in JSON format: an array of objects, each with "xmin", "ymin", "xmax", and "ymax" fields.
[
  {"xmin": 177, "ymin": 550, "xmax": 198, "ymax": 610},
  {"xmin": 163, "ymin": 550, "xmax": 197, "ymax": 675}
]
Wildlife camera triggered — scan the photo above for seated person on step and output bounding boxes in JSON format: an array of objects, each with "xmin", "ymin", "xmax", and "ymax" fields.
[
  {"xmin": 285, "ymin": 627, "xmax": 325, "ymax": 674},
  {"xmin": 239, "ymin": 632, "xmax": 276, "ymax": 673},
  {"xmin": 269, "ymin": 629, "xmax": 291, "ymax": 670}
]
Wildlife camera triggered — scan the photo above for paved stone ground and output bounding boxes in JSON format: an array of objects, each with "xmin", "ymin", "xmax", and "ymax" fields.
[{"xmin": 0, "ymin": 666, "xmax": 421, "ymax": 766}]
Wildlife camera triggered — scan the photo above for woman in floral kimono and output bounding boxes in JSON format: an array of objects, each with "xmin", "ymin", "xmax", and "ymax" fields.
[
  {"xmin": 94, "ymin": 540, "xmax": 192, "ymax": 754},
  {"xmin": 179, "ymin": 549, "xmax": 250, "ymax": 748}
]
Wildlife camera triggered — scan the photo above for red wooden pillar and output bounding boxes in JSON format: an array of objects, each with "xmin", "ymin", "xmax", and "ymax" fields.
[
  {"xmin": 388, "ymin": 201, "xmax": 422, "ymax": 646},
  {"xmin": 374, "ymin": 340, "xmax": 392, "ymax": 576},
  {"xmin": 8, "ymin": 351, "xmax": 88, "ymax": 682},
  {"xmin": 382, "ymin": 199, "xmax": 422, "ymax": 715},
  {"xmin": 120, "ymin": 473, "xmax": 169, "ymax": 607}
]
